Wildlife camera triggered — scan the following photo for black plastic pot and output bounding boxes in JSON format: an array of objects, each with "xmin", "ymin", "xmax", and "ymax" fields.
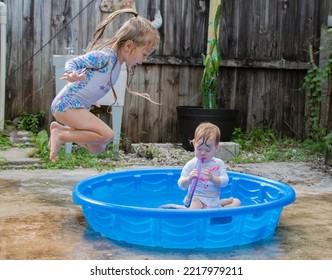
[{"xmin": 176, "ymin": 106, "xmax": 239, "ymax": 151}]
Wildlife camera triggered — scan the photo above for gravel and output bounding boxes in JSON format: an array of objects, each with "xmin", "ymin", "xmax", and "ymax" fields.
[
  {"xmin": 115, "ymin": 143, "xmax": 194, "ymax": 167},
  {"xmin": 114, "ymin": 143, "xmax": 332, "ymax": 178}
]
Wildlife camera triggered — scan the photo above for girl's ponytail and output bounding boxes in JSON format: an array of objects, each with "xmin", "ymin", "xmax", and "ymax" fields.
[{"xmin": 87, "ymin": 9, "xmax": 138, "ymax": 52}]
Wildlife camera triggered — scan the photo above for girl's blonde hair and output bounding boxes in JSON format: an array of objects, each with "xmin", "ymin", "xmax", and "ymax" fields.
[
  {"xmin": 87, "ymin": 9, "xmax": 161, "ymax": 105},
  {"xmin": 191, "ymin": 122, "xmax": 221, "ymax": 147}
]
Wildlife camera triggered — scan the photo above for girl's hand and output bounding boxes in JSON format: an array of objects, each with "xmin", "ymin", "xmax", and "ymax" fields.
[
  {"xmin": 202, "ymin": 168, "xmax": 213, "ymax": 180},
  {"xmin": 189, "ymin": 169, "xmax": 198, "ymax": 181},
  {"xmin": 180, "ymin": 169, "xmax": 198, "ymax": 189},
  {"xmin": 60, "ymin": 71, "xmax": 85, "ymax": 82},
  {"xmin": 203, "ymin": 168, "xmax": 220, "ymax": 186}
]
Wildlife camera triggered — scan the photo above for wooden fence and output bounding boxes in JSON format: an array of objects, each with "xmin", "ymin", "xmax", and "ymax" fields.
[{"xmin": 2, "ymin": 0, "xmax": 332, "ymax": 143}]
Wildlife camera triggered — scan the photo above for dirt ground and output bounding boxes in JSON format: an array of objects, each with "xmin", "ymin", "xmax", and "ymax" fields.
[
  {"xmin": 228, "ymin": 161, "xmax": 332, "ymax": 259},
  {"xmin": 0, "ymin": 159, "xmax": 331, "ymax": 260}
]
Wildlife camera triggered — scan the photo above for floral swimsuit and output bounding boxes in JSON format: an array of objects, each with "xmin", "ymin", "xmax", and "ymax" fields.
[{"xmin": 51, "ymin": 48, "xmax": 120, "ymax": 114}]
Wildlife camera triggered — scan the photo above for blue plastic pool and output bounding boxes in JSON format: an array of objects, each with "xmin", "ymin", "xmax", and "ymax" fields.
[{"xmin": 72, "ymin": 168, "xmax": 296, "ymax": 249}]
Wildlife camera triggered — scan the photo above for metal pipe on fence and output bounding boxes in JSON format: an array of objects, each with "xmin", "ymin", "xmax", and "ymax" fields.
[{"xmin": 0, "ymin": 2, "xmax": 7, "ymax": 131}]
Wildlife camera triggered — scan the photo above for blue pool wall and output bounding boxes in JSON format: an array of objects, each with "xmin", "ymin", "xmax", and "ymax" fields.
[{"xmin": 73, "ymin": 168, "xmax": 296, "ymax": 249}]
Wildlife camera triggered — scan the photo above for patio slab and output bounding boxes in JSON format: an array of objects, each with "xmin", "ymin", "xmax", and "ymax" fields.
[{"xmin": 0, "ymin": 161, "xmax": 331, "ymax": 260}]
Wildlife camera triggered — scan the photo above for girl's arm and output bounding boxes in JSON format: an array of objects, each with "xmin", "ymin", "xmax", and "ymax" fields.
[
  {"xmin": 60, "ymin": 71, "xmax": 86, "ymax": 82},
  {"xmin": 177, "ymin": 159, "xmax": 197, "ymax": 190},
  {"xmin": 64, "ymin": 50, "xmax": 110, "ymax": 74},
  {"xmin": 178, "ymin": 169, "xmax": 198, "ymax": 190},
  {"xmin": 203, "ymin": 159, "xmax": 229, "ymax": 188},
  {"xmin": 216, "ymin": 162, "xmax": 229, "ymax": 188}
]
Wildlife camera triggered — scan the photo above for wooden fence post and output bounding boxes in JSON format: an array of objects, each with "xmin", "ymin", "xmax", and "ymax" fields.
[
  {"xmin": 319, "ymin": 25, "xmax": 332, "ymax": 131},
  {"xmin": 320, "ymin": 17, "xmax": 332, "ymax": 166}
]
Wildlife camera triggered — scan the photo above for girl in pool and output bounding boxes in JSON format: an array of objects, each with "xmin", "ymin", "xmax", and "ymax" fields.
[
  {"xmin": 49, "ymin": 9, "xmax": 160, "ymax": 162},
  {"xmin": 178, "ymin": 122, "xmax": 241, "ymax": 209}
]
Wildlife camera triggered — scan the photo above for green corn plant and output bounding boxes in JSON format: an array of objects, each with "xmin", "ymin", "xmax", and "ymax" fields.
[{"xmin": 200, "ymin": 3, "xmax": 222, "ymax": 109}]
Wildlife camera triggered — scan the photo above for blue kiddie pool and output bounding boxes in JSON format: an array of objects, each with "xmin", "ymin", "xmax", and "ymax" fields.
[{"xmin": 72, "ymin": 168, "xmax": 296, "ymax": 249}]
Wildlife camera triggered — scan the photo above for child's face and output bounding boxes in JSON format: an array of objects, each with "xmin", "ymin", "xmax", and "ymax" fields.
[
  {"xmin": 123, "ymin": 42, "xmax": 155, "ymax": 67},
  {"xmin": 193, "ymin": 136, "xmax": 220, "ymax": 162}
]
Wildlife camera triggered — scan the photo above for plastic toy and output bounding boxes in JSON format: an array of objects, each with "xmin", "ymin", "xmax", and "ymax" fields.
[
  {"xmin": 184, "ymin": 158, "xmax": 204, "ymax": 207},
  {"xmin": 72, "ymin": 168, "xmax": 296, "ymax": 249}
]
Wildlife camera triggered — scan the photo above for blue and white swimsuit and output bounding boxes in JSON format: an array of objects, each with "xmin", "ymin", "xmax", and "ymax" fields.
[
  {"xmin": 51, "ymin": 48, "xmax": 121, "ymax": 114},
  {"xmin": 178, "ymin": 157, "xmax": 229, "ymax": 208}
]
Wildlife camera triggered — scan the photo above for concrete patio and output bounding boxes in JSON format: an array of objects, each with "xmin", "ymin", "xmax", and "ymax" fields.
[{"xmin": 0, "ymin": 160, "xmax": 331, "ymax": 260}]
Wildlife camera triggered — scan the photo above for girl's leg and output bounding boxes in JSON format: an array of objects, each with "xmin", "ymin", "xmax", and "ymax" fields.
[
  {"xmin": 49, "ymin": 121, "xmax": 90, "ymax": 150},
  {"xmin": 220, "ymin": 197, "xmax": 234, "ymax": 206},
  {"xmin": 221, "ymin": 197, "xmax": 241, "ymax": 208},
  {"xmin": 189, "ymin": 198, "xmax": 204, "ymax": 209},
  {"xmin": 50, "ymin": 108, "xmax": 114, "ymax": 161}
]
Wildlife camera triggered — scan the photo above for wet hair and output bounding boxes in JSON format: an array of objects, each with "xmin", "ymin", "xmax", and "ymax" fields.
[
  {"xmin": 191, "ymin": 122, "xmax": 221, "ymax": 148},
  {"xmin": 87, "ymin": 9, "xmax": 161, "ymax": 105},
  {"xmin": 88, "ymin": 9, "xmax": 160, "ymax": 52}
]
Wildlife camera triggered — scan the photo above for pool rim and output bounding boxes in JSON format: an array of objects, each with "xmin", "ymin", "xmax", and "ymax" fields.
[{"xmin": 72, "ymin": 167, "xmax": 296, "ymax": 218}]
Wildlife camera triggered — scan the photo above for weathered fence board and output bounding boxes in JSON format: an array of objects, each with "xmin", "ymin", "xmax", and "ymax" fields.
[
  {"xmin": 2, "ymin": 0, "xmax": 332, "ymax": 143},
  {"xmin": 219, "ymin": 0, "xmax": 332, "ymax": 138}
]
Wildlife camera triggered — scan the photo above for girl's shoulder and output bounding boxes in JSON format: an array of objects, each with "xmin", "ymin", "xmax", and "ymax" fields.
[
  {"xmin": 210, "ymin": 157, "xmax": 226, "ymax": 167},
  {"xmin": 94, "ymin": 48, "xmax": 117, "ymax": 64},
  {"xmin": 81, "ymin": 48, "xmax": 117, "ymax": 69},
  {"xmin": 85, "ymin": 49, "xmax": 113, "ymax": 60}
]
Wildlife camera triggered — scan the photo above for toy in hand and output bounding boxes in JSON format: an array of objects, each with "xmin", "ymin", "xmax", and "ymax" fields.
[{"xmin": 184, "ymin": 158, "xmax": 204, "ymax": 208}]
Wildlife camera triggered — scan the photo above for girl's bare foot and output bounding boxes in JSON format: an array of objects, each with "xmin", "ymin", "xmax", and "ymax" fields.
[
  {"xmin": 220, "ymin": 197, "xmax": 241, "ymax": 208},
  {"xmin": 49, "ymin": 122, "xmax": 60, "ymax": 148},
  {"xmin": 49, "ymin": 129, "xmax": 63, "ymax": 162},
  {"xmin": 220, "ymin": 197, "xmax": 234, "ymax": 207},
  {"xmin": 50, "ymin": 121, "xmax": 71, "ymax": 131},
  {"xmin": 48, "ymin": 122, "xmax": 70, "ymax": 148}
]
